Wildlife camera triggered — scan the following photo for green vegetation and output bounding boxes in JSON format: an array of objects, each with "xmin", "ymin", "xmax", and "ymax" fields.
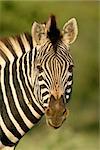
[{"xmin": 0, "ymin": 1, "xmax": 99, "ymax": 150}]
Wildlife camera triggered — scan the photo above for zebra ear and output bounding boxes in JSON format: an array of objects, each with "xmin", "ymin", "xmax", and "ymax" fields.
[
  {"xmin": 62, "ymin": 18, "xmax": 78, "ymax": 45},
  {"xmin": 31, "ymin": 22, "xmax": 46, "ymax": 46}
]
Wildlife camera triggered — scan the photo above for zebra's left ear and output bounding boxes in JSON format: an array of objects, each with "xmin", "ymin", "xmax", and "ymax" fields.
[
  {"xmin": 62, "ymin": 18, "xmax": 78, "ymax": 45},
  {"xmin": 31, "ymin": 22, "xmax": 46, "ymax": 46}
]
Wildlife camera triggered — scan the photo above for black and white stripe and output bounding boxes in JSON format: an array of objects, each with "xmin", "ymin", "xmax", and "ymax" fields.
[
  {"xmin": 0, "ymin": 26, "xmax": 74, "ymax": 149},
  {"xmin": 34, "ymin": 40, "xmax": 74, "ymax": 107},
  {"xmin": 0, "ymin": 34, "xmax": 44, "ymax": 149}
]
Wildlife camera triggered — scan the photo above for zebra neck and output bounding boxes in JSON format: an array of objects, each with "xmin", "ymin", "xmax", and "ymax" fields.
[
  {"xmin": 18, "ymin": 50, "xmax": 45, "ymax": 112},
  {"xmin": 19, "ymin": 49, "xmax": 33, "ymax": 87}
]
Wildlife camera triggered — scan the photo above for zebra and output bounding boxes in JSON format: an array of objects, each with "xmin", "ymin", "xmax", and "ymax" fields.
[{"xmin": 0, "ymin": 15, "xmax": 78, "ymax": 150}]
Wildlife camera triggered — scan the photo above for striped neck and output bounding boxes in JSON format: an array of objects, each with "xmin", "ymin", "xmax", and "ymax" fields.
[{"xmin": 17, "ymin": 49, "xmax": 45, "ymax": 112}]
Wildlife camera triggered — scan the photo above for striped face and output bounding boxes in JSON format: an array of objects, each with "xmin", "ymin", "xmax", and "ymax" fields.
[
  {"xmin": 32, "ymin": 15, "xmax": 78, "ymax": 128},
  {"xmin": 36, "ymin": 41, "xmax": 74, "ymax": 106},
  {"xmin": 34, "ymin": 41, "xmax": 73, "ymax": 128}
]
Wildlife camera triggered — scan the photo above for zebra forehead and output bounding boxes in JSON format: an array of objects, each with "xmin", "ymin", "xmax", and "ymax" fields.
[
  {"xmin": 37, "ymin": 44, "xmax": 73, "ymax": 65},
  {"xmin": 42, "ymin": 52, "xmax": 72, "ymax": 66}
]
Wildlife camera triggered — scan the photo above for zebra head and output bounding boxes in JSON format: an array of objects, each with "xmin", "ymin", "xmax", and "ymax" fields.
[{"xmin": 31, "ymin": 15, "xmax": 78, "ymax": 129}]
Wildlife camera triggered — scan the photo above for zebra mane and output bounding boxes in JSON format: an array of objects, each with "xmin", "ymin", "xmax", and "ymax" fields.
[{"xmin": 47, "ymin": 15, "xmax": 61, "ymax": 46}]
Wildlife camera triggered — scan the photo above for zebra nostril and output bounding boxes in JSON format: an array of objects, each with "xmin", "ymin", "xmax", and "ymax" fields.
[
  {"xmin": 50, "ymin": 95, "xmax": 55, "ymax": 100},
  {"xmin": 63, "ymin": 109, "xmax": 66, "ymax": 115},
  {"xmin": 45, "ymin": 107, "xmax": 51, "ymax": 116}
]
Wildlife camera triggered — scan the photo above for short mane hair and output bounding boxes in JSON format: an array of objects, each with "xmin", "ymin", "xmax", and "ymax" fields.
[{"xmin": 47, "ymin": 15, "xmax": 61, "ymax": 46}]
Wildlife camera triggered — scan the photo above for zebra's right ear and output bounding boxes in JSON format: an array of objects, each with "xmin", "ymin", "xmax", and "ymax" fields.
[{"xmin": 31, "ymin": 22, "xmax": 46, "ymax": 46}]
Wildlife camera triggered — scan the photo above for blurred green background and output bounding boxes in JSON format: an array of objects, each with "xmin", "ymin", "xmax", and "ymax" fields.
[{"xmin": 0, "ymin": 1, "xmax": 99, "ymax": 150}]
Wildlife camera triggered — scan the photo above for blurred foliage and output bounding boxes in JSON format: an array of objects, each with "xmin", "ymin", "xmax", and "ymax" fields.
[{"xmin": 0, "ymin": 1, "xmax": 99, "ymax": 150}]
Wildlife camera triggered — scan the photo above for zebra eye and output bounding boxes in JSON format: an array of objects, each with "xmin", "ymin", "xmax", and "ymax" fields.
[
  {"xmin": 68, "ymin": 65, "xmax": 74, "ymax": 72},
  {"xmin": 37, "ymin": 65, "xmax": 43, "ymax": 73}
]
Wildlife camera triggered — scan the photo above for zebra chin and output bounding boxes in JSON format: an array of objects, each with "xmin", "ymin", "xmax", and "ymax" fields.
[{"xmin": 46, "ymin": 118, "xmax": 66, "ymax": 129}]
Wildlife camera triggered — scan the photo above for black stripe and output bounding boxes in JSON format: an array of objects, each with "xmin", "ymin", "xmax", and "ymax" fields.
[
  {"xmin": 68, "ymin": 65, "xmax": 73, "ymax": 72},
  {"xmin": 4, "ymin": 63, "xmax": 22, "ymax": 139},
  {"xmin": 19, "ymin": 56, "xmax": 43, "ymax": 119},
  {"xmin": 33, "ymin": 47, "xmax": 37, "ymax": 60},
  {"xmin": 24, "ymin": 52, "xmax": 33, "ymax": 91},
  {"xmin": 0, "ymin": 81, "xmax": 3, "ymax": 113},
  {"xmin": 68, "ymin": 75, "xmax": 73, "ymax": 81},
  {"xmin": 58, "ymin": 45, "xmax": 72, "ymax": 63},
  {"xmin": 43, "ymin": 55, "xmax": 53, "ymax": 85},
  {"xmin": 66, "ymin": 85, "xmax": 72, "ymax": 90},
  {"xmin": 0, "ymin": 49, "xmax": 9, "ymax": 63},
  {"xmin": 40, "ymin": 41, "xmax": 51, "ymax": 58},
  {"xmin": 12, "ymin": 61, "xmax": 30, "ymax": 131},
  {"xmin": 23, "ymin": 51, "xmax": 43, "ymax": 116},
  {"xmin": 0, "ymin": 128, "xmax": 15, "ymax": 147},
  {"xmin": 44, "ymin": 98, "xmax": 48, "ymax": 103},
  {"xmin": 44, "ymin": 74, "xmax": 51, "ymax": 88},
  {"xmin": 42, "ymin": 91, "xmax": 49, "ymax": 97},
  {"xmin": 37, "ymin": 65, "xmax": 44, "ymax": 73},
  {"xmin": 38, "ymin": 75, "xmax": 43, "ymax": 81},
  {"xmin": 57, "ymin": 51, "xmax": 68, "ymax": 78},
  {"xmin": 5, "ymin": 59, "xmax": 29, "ymax": 133},
  {"xmin": 40, "ymin": 84, "xmax": 47, "ymax": 89},
  {"xmin": 24, "ymin": 53, "xmax": 42, "ymax": 119},
  {"xmin": 24, "ymin": 33, "xmax": 33, "ymax": 50},
  {"xmin": 1, "ymin": 100, "xmax": 21, "ymax": 140},
  {"xmin": 17, "ymin": 35, "xmax": 26, "ymax": 53},
  {"xmin": 64, "ymin": 76, "xmax": 73, "ymax": 87},
  {"xmin": 29, "ymin": 49, "xmax": 33, "ymax": 77},
  {"xmin": 0, "ymin": 38, "xmax": 18, "ymax": 59}
]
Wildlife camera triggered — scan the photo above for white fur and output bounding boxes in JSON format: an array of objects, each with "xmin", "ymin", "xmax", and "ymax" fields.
[
  {"xmin": 31, "ymin": 22, "xmax": 46, "ymax": 46},
  {"xmin": 62, "ymin": 18, "xmax": 78, "ymax": 44},
  {"xmin": 0, "ymin": 141, "xmax": 5, "ymax": 149},
  {"xmin": 0, "ymin": 146, "xmax": 14, "ymax": 150},
  {"xmin": 0, "ymin": 141, "xmax": 14, "ymax": 150}
]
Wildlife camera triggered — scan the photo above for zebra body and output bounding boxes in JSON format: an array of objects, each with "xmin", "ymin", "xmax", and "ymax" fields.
[{"xmin": 0, "ymin": 15, "xmax": 78, "ymax": 149}]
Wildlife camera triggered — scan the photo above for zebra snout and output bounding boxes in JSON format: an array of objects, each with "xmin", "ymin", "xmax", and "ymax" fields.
[{"xmin": 45, "ymin": 95, "xmax": 69, "ymax": 129}]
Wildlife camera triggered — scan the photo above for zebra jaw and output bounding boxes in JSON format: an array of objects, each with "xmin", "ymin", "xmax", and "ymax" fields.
[{"xmin": 44, "ymin": 95, "xmax": 69, "ymax": 129}]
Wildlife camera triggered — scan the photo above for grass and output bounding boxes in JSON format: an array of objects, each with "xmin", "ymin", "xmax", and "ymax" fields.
[{"xmin": 16, "ymin": 117, "xmax": 98, "ymax": 150}]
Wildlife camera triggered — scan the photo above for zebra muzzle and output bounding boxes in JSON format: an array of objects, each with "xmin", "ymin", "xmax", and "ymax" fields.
[{"xmin": 45, "ymin": 95, "xmax": 69, "ymax": 129}]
